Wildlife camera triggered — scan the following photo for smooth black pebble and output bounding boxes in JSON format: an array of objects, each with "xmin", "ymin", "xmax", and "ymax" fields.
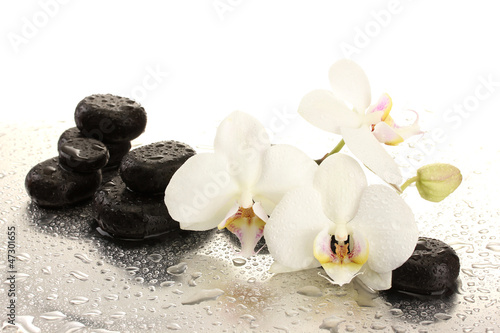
[
  {"xmin": 59, "ymin": 137, "xmax": 109, "ymax": 172},
  {"xmin": 75, "ymin": 94, "xmax": 146, "ymax": 143},
  {"xmin": 58, "ymin": 127, "xmax": 131, "ymax": 170},
  {"xmin": 93, "ymin": 175, "xmax": 178, "ymax": 240},
  {"xmin": 119, "ymin": 140, "xmax": 196, "ymax": 194},
  {"xmin": 25, "ymin": 157, "xmax": 102, "ymax": 208},
  {"xmin": 391, "ymin": 237, "xmax": 460, "ymax": 295}
]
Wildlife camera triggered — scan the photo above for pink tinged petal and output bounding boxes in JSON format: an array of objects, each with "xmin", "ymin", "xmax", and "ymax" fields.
[
  {"xmin": 253, "ymin": 144, "xmax": 318, "ymax": 212},
  {"xmin": 329, "ymin": 59, "xmax": 372, "ymax": 114},
  {"xmin": 314, "ymin": 228, "xmax": 369, "ymax": 286},
  {"xmin": 213, "ymin": 111, "xmax": 270, "ymax": 188},
  {"xmin": 165, "ymin": 153, "xmax": 240, "ymax": 230},
  {"xmin": 297, "ymin": 89, "xmax": 362, "ymax": 134},
  {"xmin": 351, "ymin": 185, "xmax": 418, "ymax": 274},
  {"xmin": 313, "ymin": 154, "xmax": 367, "ymax": 223},
  {"xmin": 372, "ymin": 122, "xmax": 404, "ymax": 146},
  {"xmin": 341, "ymin": 126, "xmax": 403, "ymax": 185},
  {"xmin": 264, "ymin": 186, "xmax": 331, "ymax": 271},
  {"xmin": 219, "ymin": 206, "xmax": 266, "ymax": 257},
  {"xmin": 356, "ymin": 266, "xmax": 392, "ymax": 291},
  {"xmin": 367, "ymin": 93, "xmax": 393, "ymax": 121}
]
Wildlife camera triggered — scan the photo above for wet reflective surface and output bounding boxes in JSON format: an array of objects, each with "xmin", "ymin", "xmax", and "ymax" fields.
[{"xmin": 1, "ymin": 121, "xmax": 499, "ymax": 332}]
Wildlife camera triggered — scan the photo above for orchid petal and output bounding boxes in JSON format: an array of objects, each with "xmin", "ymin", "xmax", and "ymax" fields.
[
  {"xmin": 351, "ymin": 185, "xmax": 418, "ymax": 274},
  {"xmin": 367, "ymin": 93, "xmax": 392, "ymax": 121},
  {"xmin": 329, "ymin": 59, "xmax": 371, "ymax": 114},
  {"xmin": 253, "ymin": 144, "xmax": 318, "ymax": 213},
  {"xmin": 341, "ymin": 126, "xmax": 402, "ymax": 185},
  {"xmin": 357, "ymin": 266, "xmax": 392, "ymax": 291},
  {"xmin": 298, "ymin": 89, "xmax": 361, "ymax": 134},
  {"xmin": 313, "ymin": 154, "xmax": 367, "ymax": 223},
  {"xmin": 372, "ymin": 121, "xmax": 404, "ymax": 146},
  {"xmin": 165, "ymin": 153, "xmax": 240, "ymax": 230},
  {"xmin": 214, "ymin": 111, "xmax": 270, "ymax": 188},
  {"xmin": 264, "ymin": 186, "xmax": 330, "ymax": 271}
]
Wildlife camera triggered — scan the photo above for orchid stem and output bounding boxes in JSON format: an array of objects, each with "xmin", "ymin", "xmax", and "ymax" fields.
[
  {"xmin": 315, "ymin": 139, "xmax": 345, "ymax": 165},
  {"xmin": 400, "ymin": 176, "xmax": 418, "ymax": 192}
]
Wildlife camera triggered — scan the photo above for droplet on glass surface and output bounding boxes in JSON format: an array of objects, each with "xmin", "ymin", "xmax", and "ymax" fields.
[
  {"xmin": 70, "ymin": 296, "xmax": 89, "ymax": 305},
  {"xmin": 167, "ymin": 262, "xmax": 188, "ymax": 275},
  {"xmin": 181, "ymin": 288, "xmax": 224, "ymax": 305},
  {"xmin": 297, "ymin": 285, "xmax": 323, "ymax": 297},
  {"xmin": 70, "ymin": 270, "xmax": 89, "ymax": 281},
  {"xmin": 74, "ymin": 253, "xmax": 92, "ymax": 264},
  {"xmin": 40, "ymin": 311, "xmax": 67, "ymax": 321}
]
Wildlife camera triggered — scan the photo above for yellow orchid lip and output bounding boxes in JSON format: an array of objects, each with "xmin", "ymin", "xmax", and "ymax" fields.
[
  {"xmin": 313, "ymin": 227, "xmax": 369, "ymax": 285},
  {"xmin": 218, "ymin": 205, "xmax": 267, "ymax": 257}
]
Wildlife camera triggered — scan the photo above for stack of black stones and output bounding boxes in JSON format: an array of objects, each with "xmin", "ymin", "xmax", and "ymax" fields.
[{"xmin": 25, "ymin": 93, "xmax": 195, "ymax": 240}]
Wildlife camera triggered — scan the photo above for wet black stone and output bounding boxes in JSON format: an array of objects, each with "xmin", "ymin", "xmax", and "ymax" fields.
[
  {"xmin": 58, "ymin": 137, "xmax": 109, "ymax": 173},
  {"xmin": 74, "ymin": 94, "xmax": 146, "ymax": 143},
  {"xmin": 25, "ymin": 157, "xmax": 102, "ymax": 208},
  {"xmin": 119, "ymin": 140, "xmax": 196, "ymax": 194},
  {"xmin": 58, "ymin": 127, "xmax": 131, "ymax": 170},
  {"xmin": 391, "ymin": 237, "xmax": 460, "ymax": 295},
  {"xmin": 93, "ymin": 175, "xmax": 179, "ymax": 240}
]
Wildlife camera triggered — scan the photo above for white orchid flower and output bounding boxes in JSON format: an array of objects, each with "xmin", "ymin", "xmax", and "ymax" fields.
[
  {"xmin": 298, "ymin": 59, "xmax": 421, "ymax": 186},
  {"xmin": 165, "ymin": 111, "xmax": 318, "ymax": 257},
  {"xmin": 264, "ymin": 153, "xmax": 418, "ymax": 290}
]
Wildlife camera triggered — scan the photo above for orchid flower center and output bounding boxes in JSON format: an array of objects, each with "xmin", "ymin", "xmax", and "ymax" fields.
[
  {"xmin": 218, "ymin": 205, "xmax": 267, "ymax": 257},
  {"xmin": 313, "ymin": 227, "xmax": 369, "ymax": 286}
]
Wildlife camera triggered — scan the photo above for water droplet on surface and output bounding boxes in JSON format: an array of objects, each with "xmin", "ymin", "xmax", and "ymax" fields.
[
  {"xmin": 41, "ymin": 266, "xmax": 52, "ymax": 275},
  {"xmin": 70, "ymin": 270, "xmax": 89, "ymax": 281},
  {"xmin": 297, "ymin": 285, "xmax": 323, "ymax": 297},
  {"xmin": 104, "ymin": 293, "xmax": 119, "ymax": 301},
  {"xmin": 74, "ymin": 253, "xmax": 92, "ymax": 264},
  {"xmin": 40, "ymin": 311, "xmax": 67, "ymax": 321},
  {"xmin": 486, "ymin": 242, "xmax": 500, "ymax": 252},
  {"xmin": 167, "ymin": 262, "xmax": 188, "ymax": 275},
  {"xmin": 70, "ymin": 296, "xmax": 89, "ymax": 305},
  {"xmin": 181, "ymin": 288, "xmax": 224, "ymax": 305},
  {"xmin": 147, "ymin": 253, "xmax": 163, "ymax": 262},
  {"xmin": 319, "ymin": 315, "xmax": 345, "ymax": 332},
  {"xmin": 166, "ymin": 323, "xmax": 182, "ymax": 330},
  {"xmin": 434, "ymin": 313, "xmax": 452, "ymax": 320},
  {"xmin": 16, "ymin": 253, "xmax": 31, "ymax": 262},
  {"xmin": 232, "ymin": 257, "xmax": 247, "ymax": 266}
]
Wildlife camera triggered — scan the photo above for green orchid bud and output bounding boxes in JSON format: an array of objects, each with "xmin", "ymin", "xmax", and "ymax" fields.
[{"xmin": 416, "ymin": 163, "xmax": 462, "ymax": 202}]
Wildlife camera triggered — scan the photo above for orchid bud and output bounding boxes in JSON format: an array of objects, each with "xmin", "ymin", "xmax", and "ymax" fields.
[{"xmin": 416, "ymin": 163, "xmax": 462, "ymax": 202}]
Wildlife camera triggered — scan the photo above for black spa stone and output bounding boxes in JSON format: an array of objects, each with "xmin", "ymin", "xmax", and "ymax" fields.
[
  {"xmin": 74, "ymin": 94, "xmax": 146, "ymax": 143},
  {"xmin": 58, "ymin": 127, "xmax": 131, "ymax": 170},
  {"xmin": 58, "ymin": 137, "xmax": 109, "ymax": 173},
  {"xmin": 93, "ymin": 175, "xmax": 178, "ymax": 240},
  {"xmin": 119, "ymin": 140, "xmax": 196, "ymax": 194},
  {"xmin": 25, "ymin": 157, "xmax": 102, "ymax": 208},
  {"xmin": 391, "ymin": 237, "xmax": 460, "ymax": 295}
]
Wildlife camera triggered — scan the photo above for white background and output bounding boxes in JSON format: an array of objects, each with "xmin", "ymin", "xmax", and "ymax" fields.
[{"xmin": 2, "ymin": 1, "xmax": 500, "ymax": 157}]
